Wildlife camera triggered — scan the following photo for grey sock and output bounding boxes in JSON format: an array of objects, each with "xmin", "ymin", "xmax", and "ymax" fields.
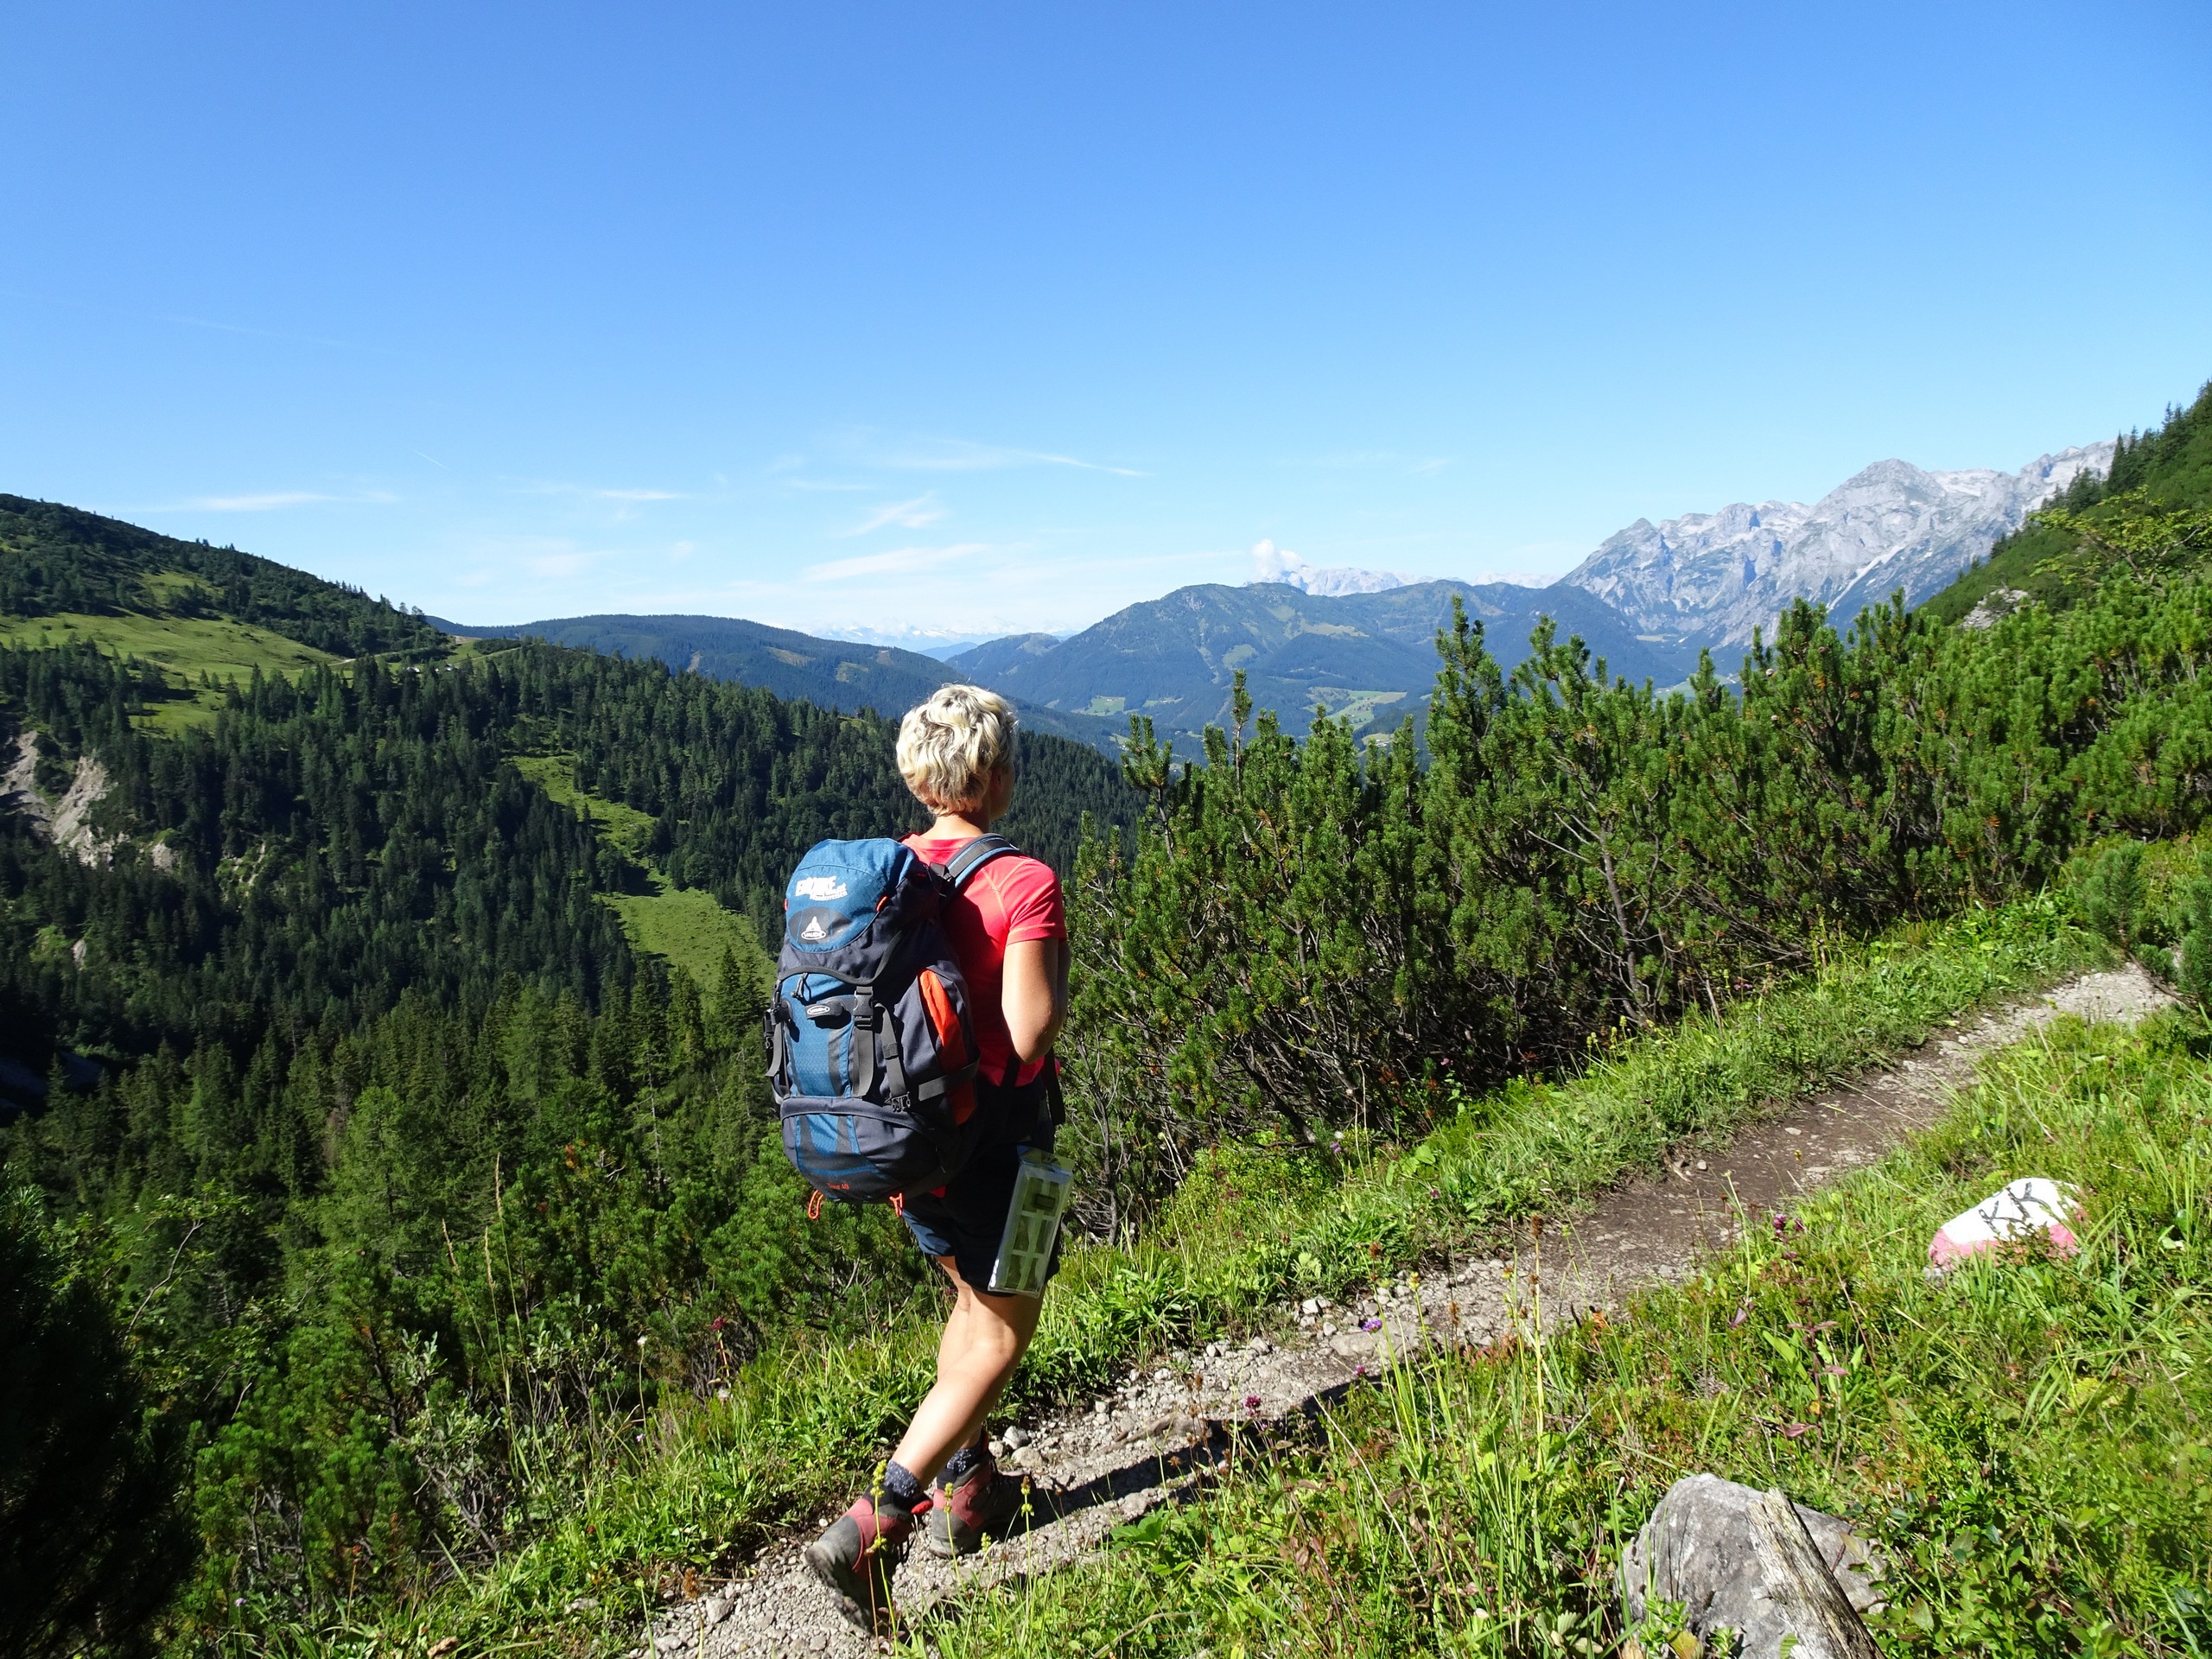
[
  {"xmin": 880, "ymin": 1460, "xmax": 927, "ymax": 1513},
  {"xmin": 939, "ymin": 1436, "xmax": 990, "ymax": 1487}
]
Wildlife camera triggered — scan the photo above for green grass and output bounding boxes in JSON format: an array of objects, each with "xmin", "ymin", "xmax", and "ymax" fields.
[
  {"xmin": 607, "ymin": 885, "xmax": 767, "ymax": 989},
  {"xmin": 0, "ymin": 607, "xmax": 345, "ymax": 731},
  {"xmin": 138, "ymin": 569, "xmax": 221, "ymax": 605},
  {"xmin": 512, "ymin": 751, "xmax": 770, "ymax": 988},
  {"xmin": 513, "ymin": 753, "xmax": 660, "ymax": 859},
  {"xmin": 299, "ymin": 897, "xmax": 2101, "ymax": 1655},
  {"xmin": 922, "ymin": 1010, "xmax": 2212, "ymax": 1658}
]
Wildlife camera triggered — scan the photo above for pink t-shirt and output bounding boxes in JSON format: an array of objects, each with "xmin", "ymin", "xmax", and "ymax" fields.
[{"xmin": 904, "ymin": 836, "xmax": 1065, "ymax": 1088}]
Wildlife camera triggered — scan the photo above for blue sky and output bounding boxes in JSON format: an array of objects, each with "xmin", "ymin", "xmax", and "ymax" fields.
[{"xmin": 4, "ymin": 2, "xmax": 2209, "ymax": 641}]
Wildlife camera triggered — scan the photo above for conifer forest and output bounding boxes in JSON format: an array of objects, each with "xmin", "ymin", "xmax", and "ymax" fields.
[{"xmin": 5, "ymin": 381, "xmax": 2212, "ymax": 1656}]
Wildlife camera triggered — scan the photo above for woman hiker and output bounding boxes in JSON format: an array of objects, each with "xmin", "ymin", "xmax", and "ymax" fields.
[{"xmin": 803, "ymin": 683, "xmax": 1071, "ymax": 1630}]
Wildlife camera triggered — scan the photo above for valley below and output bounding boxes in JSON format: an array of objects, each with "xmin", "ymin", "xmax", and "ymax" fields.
[{"xmin": 3, "ymin": 381, "xmax": 2211, "ymax": 1658}]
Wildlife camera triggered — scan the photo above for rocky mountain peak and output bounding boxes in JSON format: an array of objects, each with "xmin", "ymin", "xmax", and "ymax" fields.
[
  {"xmin": 1248, "ymin": 540, "xmax": 1416, "ymax": 597},
  {"xmin": 1560, "ymin": 441, "xmax": 2116, "ymax": 648}
]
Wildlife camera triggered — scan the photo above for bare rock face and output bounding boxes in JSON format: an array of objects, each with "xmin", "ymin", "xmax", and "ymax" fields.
[
  {"xmin": 1561, "ymin": 442, "xmax": 2114, "ymax": 649},
  {"xmin": 1620, "ymin": 1475, "xmax": 1885, "ymax": 1658},
  {"xmin": 2, "ymin": 730, "xmax": 113, "ymax": 864}
]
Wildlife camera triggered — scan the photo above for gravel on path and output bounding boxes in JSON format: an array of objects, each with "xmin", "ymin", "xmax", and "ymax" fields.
[{"xmin": 634, "ymin": 964, "xmax": 2172, "ymax": 1657}]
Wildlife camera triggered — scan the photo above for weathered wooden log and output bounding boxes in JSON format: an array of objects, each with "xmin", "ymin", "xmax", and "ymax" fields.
[
  {"xmin": 1621, "ymin": 1474, "xmax": 1886, "ymax": 1659},
  {"xmin": 1742, "ymin": 1487, "xmax": 1883, "ymax": 1659}
]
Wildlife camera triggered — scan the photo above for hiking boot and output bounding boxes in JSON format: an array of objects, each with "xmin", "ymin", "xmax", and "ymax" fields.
[
  {"xmin": 924, "ymin": 1452, "xmax": 1027, "ymax": 1557},
  {"xmin": 804, "ymin": 1497, "xmax": 914, "ymax": 1632}
]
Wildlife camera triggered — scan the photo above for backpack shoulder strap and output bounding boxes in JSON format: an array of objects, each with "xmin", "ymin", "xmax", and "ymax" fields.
[{"xmin": 938, "ymin": 833, "xmax": 1023, "ymax": 891}]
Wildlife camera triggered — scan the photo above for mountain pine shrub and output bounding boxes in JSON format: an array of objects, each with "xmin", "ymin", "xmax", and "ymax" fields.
[{"xmin": 0, "ymin": 1190, "xmax": 193, "ymax": 1658}]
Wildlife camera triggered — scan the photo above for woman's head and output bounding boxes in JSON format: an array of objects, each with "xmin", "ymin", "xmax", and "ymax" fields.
[{"xmin": 897, "ymin": 683, "xmax": 1018, "ymax": 817}]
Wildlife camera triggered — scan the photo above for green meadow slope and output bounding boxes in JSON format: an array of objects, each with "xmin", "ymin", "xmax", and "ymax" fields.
[
  {"xmin": 0, "ymin": 493, "xmax": 442, "ymax": 728},
  {"xmin": 12, "ymin": 379, "xmax": 2212, "ymax": 1657},
  {"xmin": 1921, "ymin": 379, "xmax": 2212, "ymax": 626},
  {"xmin": 930, "ymin": 1007, "xmax": 2212, "ymax": 1657}
]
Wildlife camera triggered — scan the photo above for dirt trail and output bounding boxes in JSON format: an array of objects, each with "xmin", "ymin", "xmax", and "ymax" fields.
[{"xmin": 640, "ymin": 964, "xmax": 2171, "ymax": 1657}]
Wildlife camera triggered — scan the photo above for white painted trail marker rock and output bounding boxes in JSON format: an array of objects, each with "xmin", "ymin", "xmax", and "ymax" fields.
[{"xmin": 1927, "ymin": 1179, "xmax": 2080, "ymax": 1274}]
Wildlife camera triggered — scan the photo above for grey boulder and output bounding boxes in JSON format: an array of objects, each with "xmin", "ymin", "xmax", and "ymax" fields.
[{"xmin": 1621, "ymin": 1475, "xmax": 1885, "ymax": 1658}]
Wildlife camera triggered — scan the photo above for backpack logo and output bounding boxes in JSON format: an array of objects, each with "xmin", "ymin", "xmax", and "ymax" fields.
[
  {"xmin": 794, "ymin": 875, "xmax": 849, "ymax": 900},
  {"xmin": 799, "ymin": 913, "xmax": 830, "ymax": 942}
]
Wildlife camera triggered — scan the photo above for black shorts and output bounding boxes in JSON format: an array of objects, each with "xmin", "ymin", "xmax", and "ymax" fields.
[{"xmin": 899, "ymin": 1073, "xmax": 1059, "ymax": 1294}]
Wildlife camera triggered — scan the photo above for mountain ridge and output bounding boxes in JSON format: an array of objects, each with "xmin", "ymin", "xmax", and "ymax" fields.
[
  {"xmin": 949, "ymin": 578, "xmax": 1700, "ymax": 747},
  {"xmin": 424, "ymin": 611, "xmax": 1123, "ymax": 749},
  {"xmin": 1560, "ymin": 442, "xmax": 2115, "ymax": 646}
]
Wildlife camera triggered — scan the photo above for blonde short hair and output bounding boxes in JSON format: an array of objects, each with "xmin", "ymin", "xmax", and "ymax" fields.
[{"xmin": 897, "ymin": 684, "xmax": 1018, "ymax": 814}]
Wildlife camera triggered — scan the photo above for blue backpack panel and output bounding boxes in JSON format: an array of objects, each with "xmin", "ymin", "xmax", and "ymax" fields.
[{"xmin": 768, "ymin": 835, "xmax": 1019, "ymax": 1205}]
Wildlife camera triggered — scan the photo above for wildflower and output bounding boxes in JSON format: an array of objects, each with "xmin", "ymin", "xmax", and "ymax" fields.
[
  {"xmin": 1362, "ymin": 1318, "xmax": 1382, "ymax": 1332},
  {"xmin": 1243, "ymin": 1394, "xmax": 1263, "ymax": 1412}
]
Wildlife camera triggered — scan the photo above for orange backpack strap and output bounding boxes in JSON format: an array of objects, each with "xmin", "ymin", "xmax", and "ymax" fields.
[{"xmin": 917, "ymin": 969, "xmax": 980, "ymax": 1124}]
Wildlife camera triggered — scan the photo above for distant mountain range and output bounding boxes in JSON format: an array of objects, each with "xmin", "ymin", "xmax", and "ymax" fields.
[
  {"xmin": 1248, "ymin": 540, "xmax": 1418, "ymax": 596},
  {"xmin": 432, "ymin": 433, "xmax": 2113, "ymax": 753},
  {"xmin": 424, "ymin": 613, "xmax": 1114, "ymax": 747},
  {"xmin": 944, "ymin": 580, "xmax": 1695, "ymax": 747},
  {"xmin": 432, "ymin": 584, "xmax": 1695, "ymax": 755},
  {"xmin": 1558, "ymin": 442, "xmax": 2114, "ymax": 647},
  {"xmin": 427, "ymin": 611, "xmax": 958, "ymax": 709}
]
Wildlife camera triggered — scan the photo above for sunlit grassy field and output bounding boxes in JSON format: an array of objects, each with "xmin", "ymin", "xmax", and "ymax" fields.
[
  {"xmin": 512, "ymin": 750, "xmax": 772, "ymax": 988},
  {"xmin": 0, "ymin": 607, "xmax": 343, "ymax": 730}
]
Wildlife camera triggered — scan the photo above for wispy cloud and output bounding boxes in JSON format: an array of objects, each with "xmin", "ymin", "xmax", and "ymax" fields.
[
  {"xmin": 184, "ymin": 491, "xmax": 337, "ymax": 512},
  {"xmin": 857, "ymin": 434, "xmax": 1146, "ymax": 478},
  {"xmin": 846, "ymin": 493, "xmax": 948, "ymax": 536},
  {"xmin": 804, "ymin": 542, "xmax": 992, "ymax": 583},
  {"xmin": 499, "ymin": 479, "xmax": 683, "ymax": 502},
  {"xmin": 0, "ymin": 285, "xmax": 385, "ymax": 354}
]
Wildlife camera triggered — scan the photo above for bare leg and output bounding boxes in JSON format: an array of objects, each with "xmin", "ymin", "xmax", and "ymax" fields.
[{"xmin": 890, "ymin": 1256, "xmax": 1043, "ymax": 1484}]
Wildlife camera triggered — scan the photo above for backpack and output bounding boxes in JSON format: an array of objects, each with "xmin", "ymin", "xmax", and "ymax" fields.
[{"xmin": 766, "ymin": 834, "xmax": 1022, "ymax": 1205}]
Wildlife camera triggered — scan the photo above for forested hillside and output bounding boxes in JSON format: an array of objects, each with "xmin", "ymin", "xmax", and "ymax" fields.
[
  {"xmin": 1059, "ymin": 383, "xmax": 2212, "ymax": 1214},
  {"xmin": 0, "ymin": 506, "xmax": 1137, "ymax": 1652},
  {"xmin": 429, "ymin": 611, "xmax": 1124, "ymax": 751},
  {"xmin": 9, "ymin": 382, "xmax": 2212, "ymax": 1656},
  {"xmin": 947, "ymin": 576, "xmax": 1700, "ymax": 748},
  {"xmin": 1, "ymin": 493, "xmax": 442, "ymax": 661},
  {"xmin": 1922, "ymin": 379, "xmax": 2212, "ymax": 625}
]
